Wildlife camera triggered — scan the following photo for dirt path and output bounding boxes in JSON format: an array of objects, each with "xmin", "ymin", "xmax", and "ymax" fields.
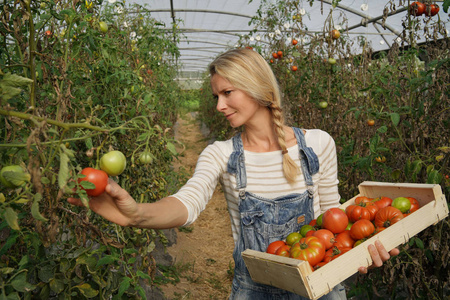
[{"xmin": 159, "ymin": 112, "xmax": 235, "ymax": 299}]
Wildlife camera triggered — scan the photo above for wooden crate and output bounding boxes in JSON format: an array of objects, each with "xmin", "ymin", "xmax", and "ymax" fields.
[{"xmin": 242, "ymin": 181, "xmax": 448, "ymax": 300}]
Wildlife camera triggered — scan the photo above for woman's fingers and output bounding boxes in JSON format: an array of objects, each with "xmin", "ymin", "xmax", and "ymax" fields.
[
  {"xmin": 358, "ymin": 241, "xmax": 398, "ymax": 274},
  {"xmin": 67, "ymin": 197, "xmax": 84, "ymax": 207}
]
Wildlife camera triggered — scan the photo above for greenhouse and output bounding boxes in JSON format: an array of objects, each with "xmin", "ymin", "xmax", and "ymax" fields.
[{"xmin": 0, "ymin": 0, "xmax": 449, "ymax": 299}]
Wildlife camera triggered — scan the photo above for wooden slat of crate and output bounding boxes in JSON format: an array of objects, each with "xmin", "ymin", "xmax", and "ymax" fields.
[
  {"xmin": 242, "ymin": 251, "xmax": 312, "ymax": 296},
  {"xmin": 242, "ymin": 182, "xmax": 449, "ymax": 300}
]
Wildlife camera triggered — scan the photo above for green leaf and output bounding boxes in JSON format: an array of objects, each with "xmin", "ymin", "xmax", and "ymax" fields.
[
  {"xmin": 38, "ymin": 264, "xmax": 54, "ymax": 283},
  {"xmin": 0, "ymin": 73, "xmax": 33, "ymax": 101},
  {"xmin": 390, "ymin": 112, "xmax": 400, "ymax": 127},
  {"xmin": 118, "ymin": 277, "xmax": 132, "ymax": 296},
  {"xmin": 443, "ymin": 0, "xmax": 450, "ymax": 12},
  {"xmin": 74, "ymin": 283, "xmax": 99, "ymax": 298},
  {"xmin": 58, "ymin": 151, "xmax": 70, "ymax": 190},
  {"xmin": 166, "ymin": 142, "xmax": 177, "ymax": 155},
  {"xmin": 4, "ymin": 207, "xmax": 20, "ymax": 230},
  {"xmin": 96, "ymin": 255, "xmax": 117, "ymax": 266},
  {"xmin": 11, "ymin": 271, "xmax": 36, "ymax": 292},
  {"xmin": 376, "ymin": 125, "xmax": 387, "ymax": 133},
  {"xmin": 31, "ymin": 193, "xmax": 49, "ymax": 222},
  {"xmin": 136, "ymin": 270, "xmax": 152, "ymax": 281},
  {"xmin": 414, "ymin": 238, "xmax": 424, "ymax": 249},
  {"xmin": 49, "ymin": 278, "xmax": 65, "ymax": 294}
]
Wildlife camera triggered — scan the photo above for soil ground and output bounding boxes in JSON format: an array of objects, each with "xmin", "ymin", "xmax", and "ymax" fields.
[{"xmin": 159, "ymin": 112, "xmax": 235, "ymax": 299}]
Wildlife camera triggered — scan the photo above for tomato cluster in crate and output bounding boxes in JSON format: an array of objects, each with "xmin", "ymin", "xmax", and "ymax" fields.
[{"xmin": 266, "ymin": 196, "xmax": 420, "ymax": 270}]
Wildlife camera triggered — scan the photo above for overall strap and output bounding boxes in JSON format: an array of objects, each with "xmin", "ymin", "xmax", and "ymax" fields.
[
  {"xmin": 292, "ymin": 128, "xmax": 319, "ymax": 195},
  {"xmin": 227, "ymin": 133, "xmax": 247, "ymax": 198}
]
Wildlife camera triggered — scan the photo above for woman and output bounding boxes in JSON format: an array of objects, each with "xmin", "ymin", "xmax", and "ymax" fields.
[{"xmin": 69, "ymin": 48, "xmax": 397, "ymax": 299}]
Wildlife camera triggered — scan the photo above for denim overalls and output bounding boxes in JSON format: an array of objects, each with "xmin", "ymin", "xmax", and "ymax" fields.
[{"xmin": 227, "ymin": 128, "xmax": 346, "ymax": 300}]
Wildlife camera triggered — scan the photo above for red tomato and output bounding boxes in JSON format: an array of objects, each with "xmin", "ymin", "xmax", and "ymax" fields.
[
  {"xmin": 277, "ymin": 50, "xmax": 283, "ymax": 58},
  {"xmin": 266, "ymin": 240, "xmax": 286, "ymax": 254},
  {"xmin": 275, "ymin": 244, "xmax": 291, "ymax": 257},
  {"xmin": 354, "ymin": 196, "xmax": 373, "ymax": 205},
  {"xmin": 424, "ymin": 4, "xmax": 439, "ymax": 16},
  {"xmin": 322, "ymin": 208, "xmax": 349, "ymax": 234},
  {"xmin": 313, "ymin": 261, "xmax": 328, "ymax": 270},
  {"xmin": 309, "ymin": 219, "xmax": 317, "ymax": 227},
  {"xmin": 374, "ymin": 206, "xmax": 404, "ymax": 228},
  {"xmin": 350, "ymin": 219, "xmax": 375, "ymax": 240},
  {"xmin": 410, "ymin": 1, "xmax": 426, "ymax": 16},
  {"xmin": 405, "ymin": 197, "xmax": 420, "ymax": 214},
  {"xmin": 292, "ymin": 39, "xmax": 298, "ymax": 45},
  {"xmin": 346, "ymin": 204, "xmax": 371, "ymax": 222},
  {"xmin": 312, "ymin": 229, "xmax": 335, "ymax": 250},
  {"xmin": 334, "ymin": 230, "xmax": 355, "ymax": 248},
  {"xmin": 291, "ymin": 65, "xmax": 298, "ymax": 71},
  {"xmin": 290, "ymin": 236, "xmax": 326, "ymax": 267},
  {"xmin": 323, "ymin": 245, "xmax": 351, "ymax": 263},
  {"xmin": 78, "ymin": 168, "xmax": 108, "ymax": 196},
  {"xmin": 373, "ymin": 196, "xmax": 393, "ymax": 210}
]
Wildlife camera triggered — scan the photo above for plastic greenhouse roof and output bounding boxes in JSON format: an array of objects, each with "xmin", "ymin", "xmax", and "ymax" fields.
[{"xmin": 129, "ymin": 0, "xmax": 449, "ymax": 85}]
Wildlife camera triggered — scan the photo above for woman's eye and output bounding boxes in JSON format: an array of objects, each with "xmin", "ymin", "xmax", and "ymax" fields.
[{"xmin": 224, "ymin": 90, "xmax": 231, "ymax": 95}]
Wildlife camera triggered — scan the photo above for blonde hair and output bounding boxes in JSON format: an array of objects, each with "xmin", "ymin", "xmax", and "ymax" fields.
[{"xmin": 209, "ymin": 48, "xmax": 299, "ymax": 183}]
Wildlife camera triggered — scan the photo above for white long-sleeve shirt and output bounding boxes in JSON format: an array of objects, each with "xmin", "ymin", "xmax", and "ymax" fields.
[{"xmin": 171, "ymin": 129, "xmax": 340, "ymax": 243}]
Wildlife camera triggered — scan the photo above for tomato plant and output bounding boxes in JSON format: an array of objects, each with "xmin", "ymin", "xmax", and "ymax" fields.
[
  {"xmin": 290, "ymin": 236, "xmax": 326, "ymax": 267},
  {"xmin": 78, "ymin": 168, "xmax": 108, "ymax": 196},
  {"xmin": 100, "ymin": 150, "xmax": 127, "ymax": 176},
  {"xmin": 266, "ymin": 240, "xmax": 286, "ymax": 254},
  {"xmin": 350, "ymin": 219, "xmax": 375, "ymax": 240},
  {"xmin": 322, "ymin": 207, "xmax": 348, "ymax": 234},
  {"xmin": 374, "ymin": 206, "xmax": 404, "ymax": 228}
]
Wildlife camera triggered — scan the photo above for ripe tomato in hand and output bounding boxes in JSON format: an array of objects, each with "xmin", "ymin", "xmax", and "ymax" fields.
[{"xmin": 78, "ymin": 168, "xmax": 108, "ymax": 196}]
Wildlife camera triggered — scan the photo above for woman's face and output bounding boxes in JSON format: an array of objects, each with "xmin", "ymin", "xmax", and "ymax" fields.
[{"xmin": 211, "ymin": 74, "xmax": 265, "ymax": 128}]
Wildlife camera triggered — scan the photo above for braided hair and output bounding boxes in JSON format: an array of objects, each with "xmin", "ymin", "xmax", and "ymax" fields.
[{"xmin": 209, "ymin": 48, "xmax": 299, "ymax": 183}]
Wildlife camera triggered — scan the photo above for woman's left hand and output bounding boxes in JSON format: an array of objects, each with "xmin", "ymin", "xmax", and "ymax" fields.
[{"xmin": 358, "ymin": 240, "xmax": 400, "ymax": 274}]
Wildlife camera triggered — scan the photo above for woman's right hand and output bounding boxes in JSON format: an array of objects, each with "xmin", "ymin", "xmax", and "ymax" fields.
[{"xmin": 68, "ymin": 178, "xmax": 138, "ymax": 227}]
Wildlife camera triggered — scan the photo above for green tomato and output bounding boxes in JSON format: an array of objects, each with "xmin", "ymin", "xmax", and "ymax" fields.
[
  {"xmin": 299, "ymin": 224, "xmax": 315, "ymax": 237},
  {"xmin": 0, "ymin": 165, "xmax": 31, "ymax": 188},
  {"xmin": 391, "ymin": 197, "xmax": 411, "ymax": 213},
  {"xmin": 319, "ymin": 101, "xmax": 328, "ymax": 109},
  {"xmin": 328, "ymin": 58, "xmax": 337, "ymax": 65},
  {"xmin": 316, "ymin": 213, "xmax": 324, "ymax": 227},
  {"xmin": 139, "ymin": 151, "xmax": 154, "ymax": 164},
  {"xmin": 100, "ymin": 150, "xmax": 126, "ymax": 176},
  {"xmin": 99, "ymin": 21, "xmax": 108, "ymax": 33}
]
